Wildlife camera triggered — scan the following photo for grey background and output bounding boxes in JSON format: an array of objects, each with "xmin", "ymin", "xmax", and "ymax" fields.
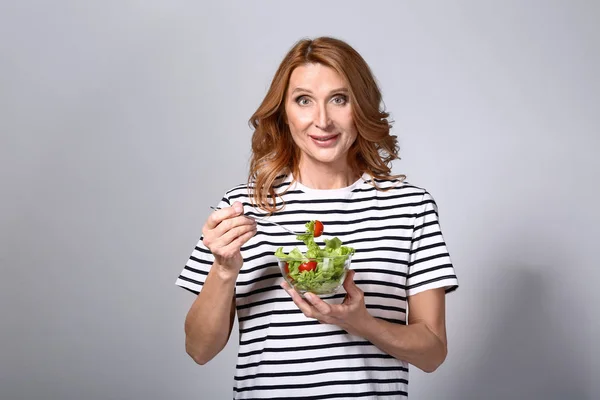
[{"xmin": 2, "ymin": 1, "xmax": 598, "ymax": 399}]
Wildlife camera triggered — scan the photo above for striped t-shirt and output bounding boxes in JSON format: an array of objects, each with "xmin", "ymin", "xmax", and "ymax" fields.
[{"xmin": 176, "ymin": 173, "xmax": 459, "ymax": 399}]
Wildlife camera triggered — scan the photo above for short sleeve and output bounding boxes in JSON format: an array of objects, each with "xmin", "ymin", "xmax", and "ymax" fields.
[
  {"xmin": 406, "ymin": 191, "xmax": 459, "ymax": 296},
  {"xmin": 174, "ymin": 196, "xmax": 231, "ymax": 295}
]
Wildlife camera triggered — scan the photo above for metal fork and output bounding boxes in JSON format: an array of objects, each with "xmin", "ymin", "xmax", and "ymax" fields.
[{"xmin": 209, "ymin": 206, "xmax": 303, "ymax": 235}]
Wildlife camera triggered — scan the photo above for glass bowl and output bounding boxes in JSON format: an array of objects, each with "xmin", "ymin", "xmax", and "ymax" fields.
[{"xmin": 276, "ymin": 254, "xmax": 353, "ymax": 297}]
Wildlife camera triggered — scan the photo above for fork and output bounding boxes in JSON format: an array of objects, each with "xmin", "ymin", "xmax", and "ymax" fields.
[{"xmin": 209, "ymin": 206, "xmax": 303, "ymax": 235}]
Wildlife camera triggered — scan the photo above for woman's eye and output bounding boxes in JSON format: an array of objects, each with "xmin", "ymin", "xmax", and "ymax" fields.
[
  {"xmin": 296, "ymin": 96, "xmax": 311, "ymax": 106},
  {"xmin": 332, "ymin": 95, "xmax": 348, "ymax": 105}
]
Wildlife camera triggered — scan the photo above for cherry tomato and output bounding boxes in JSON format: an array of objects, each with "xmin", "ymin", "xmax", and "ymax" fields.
[
  {"xmin": 313, "ymin": 220, "xmax": 324, "ymax": 237},
  {"xmin": 298, "ymin": 261, "xmax": 317, "ymax": 272}
]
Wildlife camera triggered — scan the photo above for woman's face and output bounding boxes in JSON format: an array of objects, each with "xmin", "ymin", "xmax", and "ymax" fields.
[{"xmin": 284, "ymin": 63, "xmax": 358, "ymax": 170}]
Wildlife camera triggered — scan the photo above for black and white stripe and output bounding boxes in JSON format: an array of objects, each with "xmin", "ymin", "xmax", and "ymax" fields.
[{"xmin": 176, "ymin": 173, "xmax": 459, "ymax": 399}]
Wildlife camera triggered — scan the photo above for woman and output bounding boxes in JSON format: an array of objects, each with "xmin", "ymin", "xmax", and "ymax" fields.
[{"xmin": 176, "ymin": 36, "xmax": 459, "ymax": 399}]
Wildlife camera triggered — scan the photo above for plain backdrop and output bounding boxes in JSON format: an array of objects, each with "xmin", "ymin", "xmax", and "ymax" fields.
[{"xmin": 2, "ymin": 1, "xmax": 599, "ymax": 399}]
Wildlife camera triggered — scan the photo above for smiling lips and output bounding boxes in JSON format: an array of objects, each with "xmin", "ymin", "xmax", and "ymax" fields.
[{"xmin": 309, "ymin": 134, "xmax": 340, "ymax": 147}]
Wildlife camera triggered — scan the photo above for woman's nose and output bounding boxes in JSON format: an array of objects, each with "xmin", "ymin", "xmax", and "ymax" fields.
[{"xmin": 315, "ymin": 105, "xmax": 332, "ymax": 129}]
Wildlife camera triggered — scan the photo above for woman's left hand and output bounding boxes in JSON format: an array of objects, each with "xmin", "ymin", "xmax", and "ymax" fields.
[{"xmin": 281, "ymin": 270, "xmax": 373, "ymax": 337}]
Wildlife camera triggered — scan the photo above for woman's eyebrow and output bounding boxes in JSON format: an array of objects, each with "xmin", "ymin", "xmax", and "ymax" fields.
[{"xmin": 290, "ymin": 87, "xmax": 349, "ymax": 95}]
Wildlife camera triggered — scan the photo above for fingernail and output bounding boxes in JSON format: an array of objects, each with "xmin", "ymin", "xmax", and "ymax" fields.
[{"xmin": 234, "ymin": 203, "xmax": 243, "ymax": 214}]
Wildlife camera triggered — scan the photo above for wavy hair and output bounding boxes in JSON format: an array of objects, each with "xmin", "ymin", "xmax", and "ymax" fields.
[{"xmin": 248, "ymin": 36, "xmax": 404, "ymax": 214}]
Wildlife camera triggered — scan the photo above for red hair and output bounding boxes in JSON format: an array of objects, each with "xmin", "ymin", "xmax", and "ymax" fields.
[{"xmin": 248, "ymin": 37, "xmax": 404, "ymax": 214}]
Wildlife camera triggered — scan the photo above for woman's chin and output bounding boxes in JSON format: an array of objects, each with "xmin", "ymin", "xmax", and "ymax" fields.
[{"xmin": 305, "ymin": 152, "xmax": 346, "ymax": 167}]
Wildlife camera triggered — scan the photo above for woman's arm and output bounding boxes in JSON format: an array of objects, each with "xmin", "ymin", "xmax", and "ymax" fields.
[
  {"xmin": 184, "ymin": 265, "xmax": 237, "ymax": 365},
  {"xmin": 281, "ymin": 270, "xmax": 448, "ymax": 372},
  {"xmin": 184, "ymin": 202, "xmax": 256, "ymax": 365},
  {"xmin": 359, "ymin": 288, "xmax": 447, "ymax": 372}
]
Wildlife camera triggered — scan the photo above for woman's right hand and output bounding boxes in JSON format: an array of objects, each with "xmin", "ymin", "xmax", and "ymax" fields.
[{"xmin": 202, "ymin": 201, "xmax": 257, "ymax": 277}]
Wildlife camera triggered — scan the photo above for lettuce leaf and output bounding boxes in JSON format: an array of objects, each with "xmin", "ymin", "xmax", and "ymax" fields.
[{"xmin": 275, "ymin": 220, "xmax": 355, "ymax": 294}]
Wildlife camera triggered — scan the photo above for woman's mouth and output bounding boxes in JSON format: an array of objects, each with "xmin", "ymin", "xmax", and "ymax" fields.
[{"xmin": 309, "ymin": 134, "xmax": 339, "ymax": 147}]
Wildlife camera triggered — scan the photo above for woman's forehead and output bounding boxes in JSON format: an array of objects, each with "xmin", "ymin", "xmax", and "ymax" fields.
[{"xmin": 288, "ymin": 63, "xmax": 348, "ymax": 93}]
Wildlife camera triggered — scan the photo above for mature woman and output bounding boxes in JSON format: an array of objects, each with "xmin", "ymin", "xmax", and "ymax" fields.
[{"xmin": 176, "ymin": 36, "xmax": 458, "ymax": 399}]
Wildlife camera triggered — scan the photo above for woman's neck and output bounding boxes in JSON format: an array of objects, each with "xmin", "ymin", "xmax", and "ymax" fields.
[{"xmin": 296, "ymin": 160, "xmax": 360, "ymax": 190}]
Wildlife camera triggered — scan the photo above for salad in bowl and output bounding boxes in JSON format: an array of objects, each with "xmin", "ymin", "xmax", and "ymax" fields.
[{"xmin": 275, "ymin": 220, "xmax": 355, "ymax": 296}]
